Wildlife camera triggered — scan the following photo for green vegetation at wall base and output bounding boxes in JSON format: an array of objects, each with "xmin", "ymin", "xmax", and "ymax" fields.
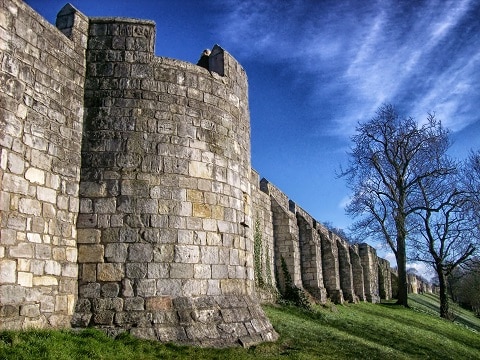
[{"xmin": 1, "ymin": 294, "xmax": 479, "ymax": 359}]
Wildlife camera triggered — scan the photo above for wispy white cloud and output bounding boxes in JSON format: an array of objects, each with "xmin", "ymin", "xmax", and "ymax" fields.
[{"xmin": 216, "ymin": 0, "xmax": 480, "ymax": 137}]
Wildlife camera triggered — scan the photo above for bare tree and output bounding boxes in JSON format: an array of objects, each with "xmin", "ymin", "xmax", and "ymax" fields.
[
  {"xmin": 462, "ymin": 150, "xmax": 480, "ymax": 220},
  {"xmin": 340, "ymin": 104, "xmax": 453, "ymax": 307},
  {"xmin": 410, "ymin": 168, "xmax": 478, "ymax": 318}
]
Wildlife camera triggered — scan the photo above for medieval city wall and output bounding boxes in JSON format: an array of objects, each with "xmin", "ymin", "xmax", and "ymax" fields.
[
  {"xmin": 252, "ymin": 177, "xmax": 390, "ymax": 305},
  {"xmin": 0, "ymin": 1, "xmax": 88, "ymax": 329},
  {"xmin": 1, "ymin": 0, "xmax": 395, "ymax": 346}
]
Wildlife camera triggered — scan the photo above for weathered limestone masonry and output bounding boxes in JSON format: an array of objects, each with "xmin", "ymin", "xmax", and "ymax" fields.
[
  {"xmin": 0, "ymin": 1, "xmax": 87, "ymax": 329},
  {"xmin": 407, "ymin": 273, "xmax": 433, "ymax": 294},
  {"xmin": 358, "ymin": 244, "xmax": 380, "ymax": 303},
  {"xmin": 1, "ymin": 0, "xmax": 396, "ymax": 346},
  {"xmin": 73, "ymin": 15, "xmax": 277, "ymax": 347},
  {"xmin": 295, "ymin": 205, "xmax": 328, "ymax": 303},
  {"xmin": 250, "ymin": 170, "xmax": 276, "ymax": 303},
  {"xmin": 378, "ymin": 258, "xmax": 392, "ymax": 300},
  {"xmin": 0, "ymin": 0, "xmax": 277, "ymax": 346},
  {"xmin": 252, "ymin": 178, "xmax": 392, "ymax": 305}
]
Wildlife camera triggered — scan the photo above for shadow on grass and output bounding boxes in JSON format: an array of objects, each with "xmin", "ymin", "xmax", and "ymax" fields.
[
  {"xmin": 272, "ymin": 302, "xmax": 480, "ymax": 359},
  {"xmin": 411, "ymin": 294, "xmax": 480, "ymax": 332}
]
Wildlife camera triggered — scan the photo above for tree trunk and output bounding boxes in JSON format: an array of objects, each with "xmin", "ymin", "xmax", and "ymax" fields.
[
  {"xmin": 437, "ymin": 266, "xmax": 450, "ymax": 319},
  {"xmin": 395, "ymin": 217, "xmax": 409, "ymax": 307},
  {"xmin": 396, "ymin": 246, "xmax": 409, "ymax": 307}
]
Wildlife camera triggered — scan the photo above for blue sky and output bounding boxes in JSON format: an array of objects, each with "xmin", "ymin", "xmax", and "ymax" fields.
[{"xmin": 26, "ymin": 0, "xmax": 480, "ymax": 276}]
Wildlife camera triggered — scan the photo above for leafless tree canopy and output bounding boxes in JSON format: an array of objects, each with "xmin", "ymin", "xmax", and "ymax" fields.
[{"xmin": 340, "ymin": 104, "xmax": 456, "ymax": 307}]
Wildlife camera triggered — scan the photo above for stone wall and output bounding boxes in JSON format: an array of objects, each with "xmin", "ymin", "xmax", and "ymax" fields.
[
  {"xmin": 0, "ymin": 1, "xmax": 88, "ymax": 329},
  {"xmin": 358, "ymin": 244, "xmax": 380, "ymax": 303},
  {"xmin": 0, "ymin": 0, "xmax": 394, "ymax": 346},
  {"xmin": 250, "ymin": 170, "xmax": 276, "ymax": 302},
  {"xmin": 252, "ymin": 177, "xmax": 390, "ymax": 305},
  {"xmin": 72, "ymin": 16, "xmax": 276, "ymax": 347}
]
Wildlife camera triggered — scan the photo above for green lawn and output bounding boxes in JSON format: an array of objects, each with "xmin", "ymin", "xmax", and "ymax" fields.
[
  {"xmin": 409, "ymin": 293, "xmax": 480, "ymax": 332},
  {"xmin": 1, "ymin": 295, "xmax": 479, "ymax": 359}
]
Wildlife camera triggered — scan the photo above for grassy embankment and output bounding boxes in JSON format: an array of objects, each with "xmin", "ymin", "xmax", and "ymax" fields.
[{"xmin": 1, "ymin": 294, "xmax": 479, "ymax": 359}]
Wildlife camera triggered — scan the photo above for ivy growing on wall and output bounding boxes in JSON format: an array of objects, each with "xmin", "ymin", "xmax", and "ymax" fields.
[
  {"xmin": 280, "ymin": 256, "xmax": 311, "ymax": 310},
  {"xmin": 254, "ymin": 218, "xmax": 265, "ymax": 287}
]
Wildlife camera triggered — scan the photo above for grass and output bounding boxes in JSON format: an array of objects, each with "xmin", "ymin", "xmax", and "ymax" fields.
[
  {"xmin": 1, "ymin": 294, "xmax": 479, "ymax": 359},
  {"xmin": 409, "ymin": 293, "xmax": 480, "ymax": 332}
]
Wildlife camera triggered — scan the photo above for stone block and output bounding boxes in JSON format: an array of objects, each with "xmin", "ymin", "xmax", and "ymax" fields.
[
  {"xmin": 55, "ymin": 295, "xmax": 68, "ymax": 312},
  {"xmin": 101, "ymin": 283, "xmax": 120, "ymax": 297},
  {"xmin": 77, "ymin": 228, "xmax": 101, "ymax": 244},
  {"xmin": 156, "ymin": 279, "xmax": 182, "ymax": 297},
  {"xmin": 201, "ymin": 246, "xmax": 219, "ymax": 264},
  {"xmin": 128, "ymin": 243, "xmax": 153, "ymax": 262},
  {"xmin": 62, "ymin": 263, "xmax": 78, "ymax": 278},
  {"xmin": 18, "ymin": 198, "xmax": 41, "ymax": 216},
  {"xmin": 94, "ymin": 198, "xmax": 116, "ymax": 213},
  {"xmin": 7, "ymin": 152, "xmax": 24, "ymax": 174},
  {"xmin": 212, "ymin": 264, "xmax": 228, "ymax": 279},
  {"xmin": 119, "ymin": 228, "xmax": 138, "ymax": 243},
  {"xmin": 92, "ymin": 298, "xmax": 123, "ymax": 312},
  {"xmin": 124, "ymin": 297, "xmax": 144, "ymax": 311},
  {"xmin": 25, "ymin": 167, "xmax": 45, "ymax": 185},
  {"xmin": 207, "ymin": 280, "xmax": 221, "ymax": 295},
  {"xmin": 93, "ymin": 311, "xmax": 114, "ymax": 325},
  {"xmin": 193, "ymin": 203, "xmax": 211, "ymax": 218},
  {"xmin": 20, "ymin": 304, "xmax": 40, "ymax": 318},
  {"xmin": 9, "ymin": 243, "xmax": 33, "ymax": 258},
  {"xmin": 145, "ymin": 296, "xmax": 173, "ymax": 311},
  {"xmin": 169, "ymin": 263, "xmax": 194, "ymax": 279},
  {"xmin": 126, "ymin": 263, "xmax": 147, "ymax": 279},
  {"xmin": 79, "ymin": 283, "xmax": 101, "ymax": 298},
  {"xmin": 32, "ymin": 275, "xmax": 58, "ymax": 286},
  {"xmin": 147, "ymin": 263, "xmax": 168, "ymax": 278},
  {"xmin": 2, "ymin": 173, "xmax": 28, "ymax": 195},
  {"xmin": 42, "ymin": 203, "xmax": 56, "ymax": 218},
  {"xmin": 44, "ymin": 260, "xmax": 61, "ymax": 276},
  {"xmin": 174, "ymin": 245, "xmax": 199, "ymax": 264},
  {"xmin": 97, "ymin": 263, "xmax": 124, "ymax": 281},
  {"xmin": 194, "ymin": 264, "xmax": 211, "ymax": 279},
  {"xmin": 182, "ymin": 279, "xmax": 207, "ymax": 296},
  {"xmin": 137, "ymin": 279, "xmax": 157, "ymax": 297},
  {"xmin": 65, "ymin": 247, "xmax": 77, "ymax": 262},
  {"xmin": 76, "ymin": 214, "xmax": 97, "ymax": 228},
  {"xmin": 78, "ymin": 244, "xmax": 104, "ymax": 263},
  {"xmin": 189, "ymin": 161, "xmax": 212, "ymax": 179},
  {"xmin": 105, "ymin": 243, "xmax": 128, "ymax": 262},
  {"xmin": 30, "ymin": 260, "xmax": 44, "ymax": 275},
  {"xmin": 35, "ymin": 244, "xmax": 52, "ymax": 259},
  {"xmin": 79, "ymin": 181, "xmax": 107, "ymax": 197},
  {"xmin": 122, "ymin": 279, "xmax": 134, "ymax": 297},
  {"xmin": 0, "ymin": 260, "xmax": 16, "ymax": 283},
  {"xmin": 37, "ymin": 186, "xmax": 57, "ymax": 204}
]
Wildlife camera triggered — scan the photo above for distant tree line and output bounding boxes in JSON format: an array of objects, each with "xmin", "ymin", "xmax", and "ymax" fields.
[{"xmin": 448, "ymin": 258, "xmax": 480, "ymax": 317}]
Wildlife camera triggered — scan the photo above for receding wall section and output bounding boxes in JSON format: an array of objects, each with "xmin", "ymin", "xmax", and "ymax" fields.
[{"xmin": 252, "ymin": 176, "xmax": 395, "ymax": 306}]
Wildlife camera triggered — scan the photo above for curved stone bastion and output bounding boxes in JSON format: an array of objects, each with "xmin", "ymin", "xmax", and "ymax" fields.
[{"xmin": 72, "ymin": 17, "xmax": 277, "ymax": 346}]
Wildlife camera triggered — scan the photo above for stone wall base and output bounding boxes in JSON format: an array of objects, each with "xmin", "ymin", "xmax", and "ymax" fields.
[{"xmin": 72, "ymin": 295, "xmax": 278, "ymax": 347}]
